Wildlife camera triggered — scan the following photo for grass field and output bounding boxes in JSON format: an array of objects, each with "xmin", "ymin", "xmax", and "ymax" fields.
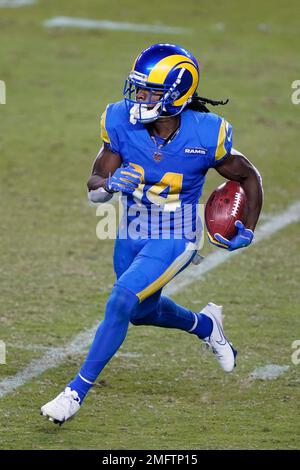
[{"xmin": 0, "ymin": 0, "xmax": 300, "ymax": 450}]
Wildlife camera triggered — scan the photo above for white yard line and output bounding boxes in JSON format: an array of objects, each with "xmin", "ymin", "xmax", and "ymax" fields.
[
  {"xmin": 0, "ymin": 331, "xmax": 94, "ymax": 399},
  {"xmin": 0, "ymin": 0, "xmax": 36, "ymax": 6},
  {"xmin": 165, "ymin": 200, "xmax": 300, "ymax": 295},
  {"xmin": 43, "ymin": 17, "xmax": 191, "ymax": 35},
  {"xmin": 250, "ymin": 364, "xmax": 289, "ymax": 380},
  {"xmin": 0, "ymin": 201, "xmax": 299, "ymax": 399}
]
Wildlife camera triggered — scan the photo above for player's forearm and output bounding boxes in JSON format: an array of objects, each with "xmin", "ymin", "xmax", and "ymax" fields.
[
  {"xmin": 216, "ymin": 153, "xmax": 263, "ymax": 232},
  {"xmin": 240, "ymin": 169, "xmax": 263, "ymax": 231},
  {"xmin": 88, "ymin": 147, "xmax": 121, "ymax": 191},
  {"xmin": 87, "ymin": 174, "xmax": 113, "ymax": 203},
  {"xmin": 87, "ymin": 174, "xmax": 108, "ymax": 191},
  {"xmin": 87, "ymin": 174, "xmax": 113, "ymax": 204}
]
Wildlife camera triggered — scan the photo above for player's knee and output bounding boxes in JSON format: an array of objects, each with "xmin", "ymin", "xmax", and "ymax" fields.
[
  {"xmin": 105, "ymin": 285, "xmax": 138, "ymax": 322},
  {"xmin": 130, "ymin": 292, "xmax": 160, "ymax": 325}
]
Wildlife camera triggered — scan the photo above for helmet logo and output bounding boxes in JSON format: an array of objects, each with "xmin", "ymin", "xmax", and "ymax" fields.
[{"xmin": 124, "ymin": 44, "xmax": 200, "ymax": 123}]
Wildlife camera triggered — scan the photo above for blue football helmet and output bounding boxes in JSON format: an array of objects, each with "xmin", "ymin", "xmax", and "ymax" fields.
[{"xmin": 124, "ymin": 43, "xmax": 199, "ymax": 124}]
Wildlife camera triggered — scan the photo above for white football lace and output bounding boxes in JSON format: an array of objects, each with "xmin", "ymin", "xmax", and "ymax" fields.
[{"xmin": 231, "ymin": 192, "xmax": 242, "ymax": 217}]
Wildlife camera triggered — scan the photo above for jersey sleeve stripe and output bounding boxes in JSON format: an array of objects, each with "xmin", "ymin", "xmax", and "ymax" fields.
[
  {"xmin": 214, "ymin": 118, "xmax": 227, "ymax": 161},
  {"xmin": 100, "ymin": 108, "xmax": 110, "ymax": 144}
]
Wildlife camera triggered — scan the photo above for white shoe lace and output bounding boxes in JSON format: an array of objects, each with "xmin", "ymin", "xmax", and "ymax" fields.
[
  {"xmin": 41, "ymin": 387, "xmax": 81, "ymax": 424},
  {"xmin": 62, "ymin": 387, "xmax": 80, "ymax": 403}
]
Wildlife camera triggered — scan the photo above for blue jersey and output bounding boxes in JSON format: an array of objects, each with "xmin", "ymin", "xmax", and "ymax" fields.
[{"xmin": 100, "ymin": 100, "xmax": 233, "ymax": 239}]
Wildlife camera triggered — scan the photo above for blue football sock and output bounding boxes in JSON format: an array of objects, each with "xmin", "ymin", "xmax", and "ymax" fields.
[
  {"xmin": 190, "ymin": 313, "xmax": 213, "ymax": 339},
  {"xmin": 68, "ymin": 374, "xmax": 94, "ymax": 403},
  {"xmin": 69, "ymin": 285, "xmax": 138, "ymax": 402},
  {"xmin": 131, "ymin": 296, "xmax": 213, "ymax": 339}
]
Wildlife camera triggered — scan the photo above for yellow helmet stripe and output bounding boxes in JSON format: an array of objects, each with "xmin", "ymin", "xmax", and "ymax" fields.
[
  {"xmin": 131, "ymin": 56, "xmax": 137, "ymax": 71},
  {"xmin": 147, "ymin": 54, "xmax": 197, "ymax": 85},
  {"xmin": 173, "ymin": 62, "xmax": 198, "ymax": 106}
]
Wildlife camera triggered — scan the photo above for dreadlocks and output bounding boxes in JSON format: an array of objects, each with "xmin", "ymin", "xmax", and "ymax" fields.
[{"xmin": 186, "ymin": 93, "xmax": 229, "ymax": 113}]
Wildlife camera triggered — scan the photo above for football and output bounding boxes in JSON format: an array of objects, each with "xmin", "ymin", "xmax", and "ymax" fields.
[{"xmin": 205, "ymin": 180, "xmax": 248, "ymax": 241}]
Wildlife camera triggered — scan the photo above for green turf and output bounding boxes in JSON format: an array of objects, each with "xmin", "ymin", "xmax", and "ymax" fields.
[{"xmin": 0, "ymin": 0, "xmax": 299, "ymax": 450}]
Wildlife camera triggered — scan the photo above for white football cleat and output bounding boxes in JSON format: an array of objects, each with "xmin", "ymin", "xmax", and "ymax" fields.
[
  {"xmin": 40, "ymin": 387, "xmax": 81, "ymax": 425},
  {"xmin": 201, "ymin": 302, "xmax": 237, "ymax": 372}
]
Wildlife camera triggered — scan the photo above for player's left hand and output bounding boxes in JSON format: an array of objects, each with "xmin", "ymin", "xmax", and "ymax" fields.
[
  {"xmin": 105, "ymin": 165, "xmax": 142, "ymax": 194},
  {"xmin": 213, "ymin": 220, "xmax": 254, "ymax": 251}
]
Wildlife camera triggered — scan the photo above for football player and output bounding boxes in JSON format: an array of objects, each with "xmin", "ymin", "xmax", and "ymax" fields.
[{"xmin": 41, "ymin": 43, "xmax": 263, "ymax": 424}]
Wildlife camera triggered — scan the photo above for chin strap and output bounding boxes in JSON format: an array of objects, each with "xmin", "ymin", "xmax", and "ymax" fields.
[{"xmin": 129, "ymin": 102, "xmax": 162, "ymax": 124}]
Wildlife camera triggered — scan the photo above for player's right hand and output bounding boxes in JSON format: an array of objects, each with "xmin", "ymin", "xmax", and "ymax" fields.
[
  {"xmin": 105, "ymin": 165, "xmax": 142, "ymax": 194},
  {"xmin": 214, "ymin": 220, "xmax": 254, "ymax": 251}
]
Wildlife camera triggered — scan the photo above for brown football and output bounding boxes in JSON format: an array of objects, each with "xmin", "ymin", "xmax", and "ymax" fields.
[{"xmin": 205, "ymin": 180, "xmax": 248, "ymax": 241}]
